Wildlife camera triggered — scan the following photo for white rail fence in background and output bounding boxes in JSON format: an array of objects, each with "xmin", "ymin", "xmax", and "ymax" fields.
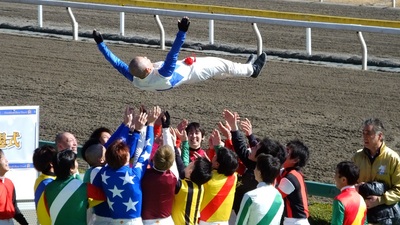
[
  {"xmin": 3, "ymin": 0, "xmax": 400, "ymax": 70},
  {"xmin": 319, "ymin": 0, "xmax": 396, "ymax": 8}
]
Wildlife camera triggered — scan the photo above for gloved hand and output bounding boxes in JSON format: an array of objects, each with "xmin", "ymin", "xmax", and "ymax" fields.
[
  {"xmin": 93, "ymin": 30, "xmax": 103, "ymax": 44},
  {"xmin": 178, "ymin": 17, "xmax": 190, "ymax": 32},
  {"xmin": 161, "ymin": 111, "xmax": 171, "ymax": 128}
]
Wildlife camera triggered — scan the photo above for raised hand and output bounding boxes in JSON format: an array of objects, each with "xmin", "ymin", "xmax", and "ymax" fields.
[
  {"xmin": 193, "ymin": 151, "xmax": 210, "ymax": 161},
  {"xmin": 218, "ymin": 121, "xmax": 232, "ymax": 140},
  {"xmin": 124, "ymin": 106, "xmax": 134, "ymax": 127},
  {"xmin": 161, "ymin": 111, "xmax": 171, "ymax": 128},
  {"xmin": 92, "ymin": 29, "xmax": 103, "ymax": 44},
  {"xmin": 147, "ymin": 106, "xmax": 162, "ymax": 125},
  {"xmin": 174, "ymin": 127, "xmax": 188, "ymax": 142},
  {"xmin": 170, "ymin": 128, "xmax": 177, "ymax": 146},
  {"xmin": 133, "ymin": 111, "xmax": 148, "ymax": 132},
  {"xmin": 210, "ymin": 129, "xmax": 223, "ymax": 147},
  {"xmin": 222, "ymin": 109, "xmax": 239, "ymax": 131},
  {"xmin": 178, "ymin": 16, "xmax": 190, "ymax": 32},
  {"xmin": 240, "ymin": 118, "xmax": 253, "ymax": 136},
  {"xmin": 140, "ymin": 104, "xmax": 147, "ymax": 114},
  {"xmin": 177, "ymin": 119, "xmax": 188, "ymax": 133}
]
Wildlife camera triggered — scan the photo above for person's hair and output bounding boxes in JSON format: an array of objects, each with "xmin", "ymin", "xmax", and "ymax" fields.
[
  {"xmin": 0, "ymin": 149, "xmax": 3, "ymax": 158},
  {"xmin": 84, "ymin": 143, "xmax": 105, "ymax": 167},
  {"xmin": 33, "ymin": 145, "xmax": 57, "ymax": 173},
  {"xmin": 256, "ymin": 138, "xmax": 286, "ymax": 164},
  {"xmin": 216, "ymin": 147, "xmax": 238, "ymax": 176},
  {"xmin": 89, "ymin": 127, "xmax": 111, "ymax": 141},
  {"xmin": 363, "ymin": 118, "xmax": 385, "ymax": 140},
  {"xmin": 52, "ymin": 150, "xmax": 76, "ymax": 180},
  {"xmin": 256, "ymin": 153, "xmax": 281, "ymax": 184},
  {"xmin": 105, "ymin": 139, "xmax": 129, "ymax": 169},
  {"xmin": 190, "ymin": 157, "xmax": 212, "ymax": 186},
  {"xmin": 185, "ymin": 122, "xmax": 205, "ymax": 138},
  {"xmin": 129, "ymin": 57, "xmax": 149, "ymax": 79},
  {"xmin": 286, "ymin": 139, "xmax": 309, "ymax": 168},
  {"xmin": 336, "ymin": 161, "xmax": 360, "ymax": 185},
  {"xmin": 55, "ymin": 132, "xmax": 65, "ymax": 147},
  {"xmin": 153, "ymin": 145, "xmax": 175, "ymax": 171},
  {"xmin": 81, "ymin": 138, "xmax": 101, "ymax": 162}
]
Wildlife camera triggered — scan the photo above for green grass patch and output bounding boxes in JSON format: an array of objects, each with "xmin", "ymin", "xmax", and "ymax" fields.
[{"xmin": 309, "ymin": 202, "xmax": 333, "ymax": 225}]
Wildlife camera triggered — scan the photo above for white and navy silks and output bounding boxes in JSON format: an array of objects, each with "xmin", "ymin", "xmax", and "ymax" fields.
[{"xmin": 97, "ymin": 31, "xmax": 254, "ymax": 91}]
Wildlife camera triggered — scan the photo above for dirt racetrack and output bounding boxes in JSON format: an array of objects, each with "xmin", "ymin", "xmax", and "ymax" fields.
[{"xmin": 1, "ymin": 0, "xmax": 400, "ymax": 185}]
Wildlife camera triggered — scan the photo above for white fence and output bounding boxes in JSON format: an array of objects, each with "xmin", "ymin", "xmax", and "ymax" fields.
[{"xmin": 3, "ymin": 0, "xmax": 400, "ymax": 70}]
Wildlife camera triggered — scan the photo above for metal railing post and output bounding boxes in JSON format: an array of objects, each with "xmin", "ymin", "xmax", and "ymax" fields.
[
  {"xmin": 306, "ymin": 28, "xmax": 312, "ymax": 56},
  {"xmin": 357, "ymin": 31, "xmax": 368, "ymax": 71},
  {"xmin": 38, "ymin": 5, "xmax": 43, "ymax": 27},
  {"xmin": 66, "ymin": 7, "xmax": 78, "ymax": 40},
  {"xmin": 209, "ymin": 20, "xmax": 214, "ymax": 45},
  {"xmin": 120, "ymin": 12, "xmax": 125, "ymax": 36},
  {"xmin": 154, "ymin": 15, "xmax": 165, "ymax": 50},
  {"xmin": 252, "ymin": 23, "xmax": 262, "ymax": 56}
]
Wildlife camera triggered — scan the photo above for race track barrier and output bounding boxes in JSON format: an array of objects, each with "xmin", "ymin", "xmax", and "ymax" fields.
[
  {"xmin": 3, "ymin": 0, "xmax": 400, "ymax": 70},
  {"xmin": 38, "ymin": 140, "xmax": 340, "ymax": 198}
]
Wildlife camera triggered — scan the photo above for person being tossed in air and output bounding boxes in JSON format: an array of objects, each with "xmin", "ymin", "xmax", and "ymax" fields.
[{"xmin": 93, "ymin": 16, "xmax": 267, "ymax": 92}]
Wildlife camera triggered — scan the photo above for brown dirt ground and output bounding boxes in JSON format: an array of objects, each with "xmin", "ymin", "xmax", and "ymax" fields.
[{"xmin": 1, "ymin": 0, "xmax": 400, "ymax": 185}]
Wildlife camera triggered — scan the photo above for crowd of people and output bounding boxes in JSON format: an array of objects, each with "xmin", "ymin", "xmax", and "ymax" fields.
[
  {"xmin": 1, "ymin": 104, "xmax": 400, "ymax": 225},
  {"xmin": 1, "ymin": 15, "xmax": 400, "ymax": 225}
]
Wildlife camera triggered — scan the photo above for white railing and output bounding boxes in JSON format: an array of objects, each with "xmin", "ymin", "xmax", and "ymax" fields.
[
  {"xmin": 319, "ymin": 0, "xmax": 396, "ymax": 8},
  {"xmin": 2, "ymin": 0, "xmax": 400, "ymax": 70}
]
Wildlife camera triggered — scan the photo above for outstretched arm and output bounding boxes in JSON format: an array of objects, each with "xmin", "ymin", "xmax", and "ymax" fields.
[
  {"xmin": 93, "ymin": 30, "xmax": 134, "ymax": 81},
  {"xmin": 158, "ymin": 17, "xmax": 190, "ymax": 77}
]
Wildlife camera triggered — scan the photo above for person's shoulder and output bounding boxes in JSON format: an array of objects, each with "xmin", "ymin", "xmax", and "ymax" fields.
[
  {"xmin": 382, "ymin": 145, "xmax": 399, "ymax": 155},
  {"xmin": 180, "ymin": 178, "xmax": 201, "ymax": 190},
  {"xmin": 3, "ymin": 177, "xmax": 14, "ymax": 185},
  {"xmin": 352, "ymin": 148, "xmax": 366, "ymax": 159},
  {"xmin": 355, "ymin": 148, "xmax": 364, "ymax": 153}
]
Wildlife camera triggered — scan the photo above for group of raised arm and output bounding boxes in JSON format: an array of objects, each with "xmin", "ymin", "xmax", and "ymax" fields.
[
  {"xmin": 4, "ymin": 14, "xmax": 393, "ymax": 225},
  {"xmin": 22, "ymin": 105, "xmax": 400, "ymax": 225}
]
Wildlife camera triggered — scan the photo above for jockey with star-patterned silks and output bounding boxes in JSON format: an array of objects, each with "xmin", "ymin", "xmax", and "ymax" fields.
[{"xmin": 92, "ymin": 109, "xmax": 157, "ymax": 225}]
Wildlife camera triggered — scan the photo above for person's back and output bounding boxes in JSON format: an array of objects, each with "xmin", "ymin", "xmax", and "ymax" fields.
[
  {"xmin": 172, "ymin": 157, "xmax": 212, "ymax": 225},
  {"xmin": 81, "ymin": 139, "xmax": 109, "ymax": 224},
  {"xmin": 44, "ymin": 150, "xmax": 105, "ymax": 225},
  {"xmin": 332, "ymin": 161, "xmax": 367, "ymax": 225},
  {"xmin": 172, "ymin": 179, "xmax": 204, "ymax": 225},
  {"xmin": 199, "ymin": 147, "xmax": 238, "ymax": 224},
  {"xmin": 142, "ymin": 145, "xmax": 177, "ymax": 224},
  {"xmin": 236, "ymin": 154, "xmax": 284, "ymax": 225},
  {"xmin": 82, "ymin": 140, "xmax": 106, "ymax": 184},
  {"xmin": 45, "ymin": 176, "xmax": 89, "ymax": 225},
  {"xmin": 33, "ymin": 145, "xmax": 57, "ymax": 225},
  {"xmin": 276, "ymin": 140, "xmax": 310, "ymax": 225},
  {"xmin": 92, "ymin": 111, "xmax": 156, "ymax": 224}
]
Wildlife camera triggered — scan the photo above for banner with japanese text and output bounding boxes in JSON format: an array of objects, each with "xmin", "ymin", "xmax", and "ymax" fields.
[{"xmin": 0, "ymin": 106, "xmax": 39, "ymax": 200}]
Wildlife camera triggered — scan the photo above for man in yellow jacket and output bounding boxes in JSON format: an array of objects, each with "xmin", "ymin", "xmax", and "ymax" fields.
[{"xmin": 352, "ymin": 118, "xmax": 400, "ymax": 225}]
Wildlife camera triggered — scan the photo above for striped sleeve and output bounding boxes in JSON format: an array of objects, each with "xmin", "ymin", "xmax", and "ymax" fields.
[
  {"xmin": 331, "ymin": 199, "xmax": 344, "ymax": 225},
  {"xmin": 277, "ymin": 177, "xmax": 295, "ymax": 198},
  {"xmin": 37, "ymin": 193, "xmax": 51, "ymax": 225},
  {"xmin": 87, "ymin": 183, "xmax": 106, "ymax": 208},
  {"xmin": 236, "ymin": 193, "xmax": 252, "ymax": 225}
]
